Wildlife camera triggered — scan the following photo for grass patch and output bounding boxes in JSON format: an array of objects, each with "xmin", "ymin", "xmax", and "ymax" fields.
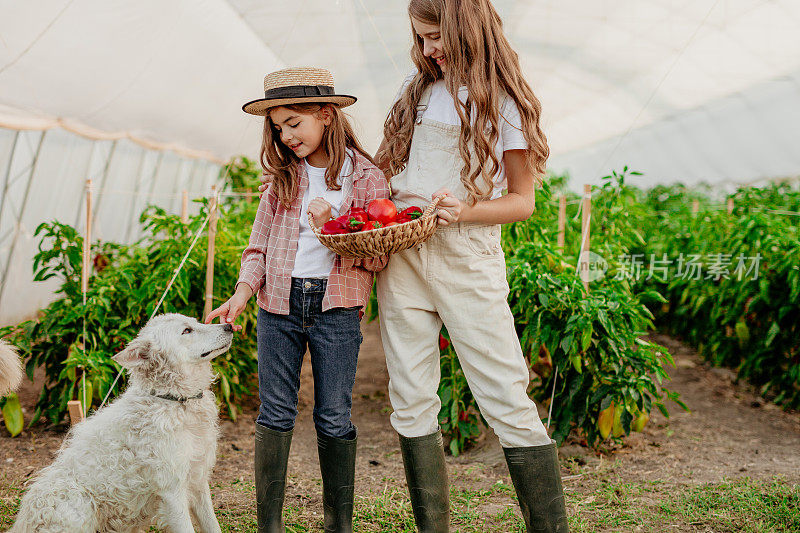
[
  {"xmin": 1, "ymin": 476, "xmax": 796, "ymax": 531},
  {"xmin": 668, "ymin": 477, "xmax": 800, "ymax": 532},
  {"xmin": 571, "ymin": 476, "xmax": 799, "ymax": 532},
  {"xmin": 350, "ymin": 483, "xmax": 524, "ymax": 532},
  {"xmin": 0, "ymin": 481, "xmax": 23, "ymax": 530}
]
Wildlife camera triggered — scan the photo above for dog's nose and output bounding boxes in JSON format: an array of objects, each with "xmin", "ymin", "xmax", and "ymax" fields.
[{"xmin": 223, "ymin": 323, "xmax": 233, "ymax": 332}]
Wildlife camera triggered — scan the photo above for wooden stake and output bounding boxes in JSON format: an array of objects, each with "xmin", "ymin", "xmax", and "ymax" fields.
[
  {"xmin": 580, "ymin": 185, "xmax": 591, "ymax": 293},
  {"xmin": 67, "ymin": 400, "xmax": 85, "ymax": 425},
  {"xmin": 246, "ymin": 187, "xmax": 253, "ymax": 203},
  {"xmin": 727, "ymin": 197, "xmax": 734, "ymax": 215},
  {"xmin": 557, "ymin": 194, "xmax": 566, "ymax": 251},
  {"xmin": 81, "ymin": 179, "xmax": 92, "ymax": 295},
  {"xmin": 203, "ymin": 186, "xmax": 218, "ymax": 321},
  {"xmin": 181, "ymin": 189, "xmax": 188, "ymax": 224},
  {"xmin": 692, "ymin": 199, "xmax": 699, "ymax": 215},
  {"xmin": 77, "ymin": 179, "xmax": 92, "ymax": 424}
]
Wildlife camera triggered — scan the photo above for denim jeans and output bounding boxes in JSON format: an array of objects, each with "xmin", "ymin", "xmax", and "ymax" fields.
[{"xmin": 256, "ymin": 277, "xmax": 362, "ymax": 439}]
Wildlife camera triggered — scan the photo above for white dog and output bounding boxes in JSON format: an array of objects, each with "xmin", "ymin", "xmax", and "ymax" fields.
[
  {"xmin": 0, "ymin": 338, "xmax": 23, "ymax": 397},
  {"xmin": 10, "ymin": 313, "xmax": 233, "ymax": 533}
]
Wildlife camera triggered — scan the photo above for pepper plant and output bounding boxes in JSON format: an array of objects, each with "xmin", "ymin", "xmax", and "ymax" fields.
[
  {"xmin": 0, "ymin": 160, "xmax": 262, "ymax": 429},
  {"xmin": 638, "ymin": 183, "xmax": 800, "ymax": 409}
]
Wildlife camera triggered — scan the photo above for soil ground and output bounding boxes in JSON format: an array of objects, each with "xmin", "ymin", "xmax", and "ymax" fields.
[{"xmin": 1, "ymin": 323, "xmax": 798, "ymax": 531}]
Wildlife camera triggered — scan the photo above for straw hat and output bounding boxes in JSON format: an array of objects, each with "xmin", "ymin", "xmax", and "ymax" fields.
[{"xmin": 242, "ymin": 67, "xmax": 356, "ymax": 116}]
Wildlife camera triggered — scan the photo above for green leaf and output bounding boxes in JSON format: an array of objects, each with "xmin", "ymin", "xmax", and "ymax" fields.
[
  {"xmin": 559, "ymin": 335, "xmax": 573, "ymax": 355},
  {"xmin": 77, "ymin": 378, "xmax": 93, "ymax": 416},
  {"xmin": 438, "ymin": 385, "xmax": 452, "ymax": 405},
  {"xmin": 580, "ymin": 325, "xmax": 593, "ymax": 351},
  {"xmin": 2, "ymin": 393, "xmax": 24, "ymax": 437},
  {"xmin": 734, "ymin": 321, "xmax": 750, "ymax": 347},
  {"xmin": 599, "ymin": 395, "xmax": 613, "ymax": 411},
  {"xmin": 220, "ymin": 374, "xmax": 231, "ymax": 400},
  {"xmin": 570, "ymin": 354, "xmax": 582, "ymax": 373},
  {"xmin": 765, "ymin": 322, "xmax": 779, "ymax": 347},
  {"xmin": 449, "ymin": 438, "xmax": 460, "ymax": 457}
]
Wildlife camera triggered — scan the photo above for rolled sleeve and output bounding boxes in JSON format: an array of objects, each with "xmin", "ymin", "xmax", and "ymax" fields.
[{"xmin": 238, "ymin": 185, "xmax": 276, "ymax": 293}]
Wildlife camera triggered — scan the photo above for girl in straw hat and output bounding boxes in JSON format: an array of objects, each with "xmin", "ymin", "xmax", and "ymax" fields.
[
  {"xmin": 207, "ymin": 66, "xmax": 389, "ymax": 533},
  {"xmin": 372, "ymin": 0, "xmax": 569, "ymax": 531}
]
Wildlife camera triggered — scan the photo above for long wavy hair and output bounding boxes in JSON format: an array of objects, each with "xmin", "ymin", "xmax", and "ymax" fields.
[
  {"xmin": 376, "ymin": 0, "xmax": 549, "ymax": 204},
  {"xmin": 261, "ymin": 103, "xmax": 375, "ymax": 208}
]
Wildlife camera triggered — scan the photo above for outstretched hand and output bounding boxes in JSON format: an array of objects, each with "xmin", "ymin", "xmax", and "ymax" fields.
[{"xmin": 205, "ymin": 284, "xmax": 252, "ymax": 331}]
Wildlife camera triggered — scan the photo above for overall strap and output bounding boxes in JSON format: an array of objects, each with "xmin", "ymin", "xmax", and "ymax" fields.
[{"xmin": 415, "ymin": 85, "xmax": 433, "ymax": 124}]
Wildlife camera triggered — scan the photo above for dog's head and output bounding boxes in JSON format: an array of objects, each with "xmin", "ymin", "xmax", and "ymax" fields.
[{"xmin": 112, "ymin": 314, "xmax": 234, "ymax": 392}]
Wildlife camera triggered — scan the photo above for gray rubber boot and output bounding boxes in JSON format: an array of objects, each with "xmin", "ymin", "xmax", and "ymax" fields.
[
  {"xmin": 398, "ymin": 431, "xmax": 450, "ymax": 533},
  {"xmin": 254, "ymin": 424, "xmax": 293, "ymax": 533},
  {"xmin": 503, "ymin": 441, "xmax": 569, "ymax": 532},
  {"xmin": 317, "ymin": 432, "xmax": 357, "ymax": 532}
]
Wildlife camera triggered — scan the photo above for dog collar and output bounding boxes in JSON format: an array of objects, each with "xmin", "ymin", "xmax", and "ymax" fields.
[{"xmin": 149, "ymin": 390, "xmax": 205, "ymax": 403}]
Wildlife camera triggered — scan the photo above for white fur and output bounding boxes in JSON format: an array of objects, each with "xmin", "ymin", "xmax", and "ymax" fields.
[
  {"xmin": 0, "ymin": 338, "xmax": 23, "ymax": 397},
  {"xmin": 10, "ymin": 313, "xmax": 233, "ymax": 533}
]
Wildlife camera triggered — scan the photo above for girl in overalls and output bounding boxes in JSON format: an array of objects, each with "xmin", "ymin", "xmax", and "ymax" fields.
[
  {"xmin": 208, "ymin": 67, "xmax": 389, "ymax": 533},
  {"xmin": 375, "ymin": 1, "xmax": 569, "ymax": 531}
]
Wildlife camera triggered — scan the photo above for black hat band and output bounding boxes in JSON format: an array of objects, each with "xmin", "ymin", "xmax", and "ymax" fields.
[{"xmin": 264, "ymin": 84, "xmax": 335, "ymax": 99}]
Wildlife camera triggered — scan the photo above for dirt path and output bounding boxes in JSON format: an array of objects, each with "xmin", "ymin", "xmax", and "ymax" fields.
[
  {"xmin": 1, "ymin": 323, "xmax": 798, "ymax": 530},
  {"xmin": 585, "ymin": 333, "xmax": 800, "ymax": 484}
]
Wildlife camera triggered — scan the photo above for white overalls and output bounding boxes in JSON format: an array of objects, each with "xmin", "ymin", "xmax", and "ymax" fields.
[{"xmin": 376, "ymin": 87, "xmax": 551, "ymax": 448}]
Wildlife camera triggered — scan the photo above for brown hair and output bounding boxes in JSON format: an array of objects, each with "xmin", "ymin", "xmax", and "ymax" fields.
[
  {"xmin": 261, "ymin": 103, "xmax": 375, "ymax": 208},
  {"xmin": 376, "ymin": 0, "xmax": 549, "ymax": 204}
]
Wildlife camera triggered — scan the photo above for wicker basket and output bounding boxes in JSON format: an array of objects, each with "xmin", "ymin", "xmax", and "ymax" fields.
[{"xmin": 309, "ymin": 198, "xmax": 442, "ymax": 258}]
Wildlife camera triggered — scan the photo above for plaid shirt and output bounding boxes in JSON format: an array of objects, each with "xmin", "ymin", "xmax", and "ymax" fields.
[{"xmin": 237, "ymin": 151, "xmax": 390, "ymax": 314}]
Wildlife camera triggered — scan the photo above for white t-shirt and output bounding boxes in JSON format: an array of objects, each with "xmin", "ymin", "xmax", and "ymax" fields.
[
  {"xmin": 392, "ymin": 74, "xmax": 529, "ymax": 199},
  {"xmin": 292, "ymin": 156, "xmax": 349, "ymax": 278}
]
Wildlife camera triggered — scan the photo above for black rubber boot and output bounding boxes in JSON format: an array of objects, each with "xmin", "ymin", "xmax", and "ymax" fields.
[
  {"xmin": 398, "ymin": 431, "xmax": 450, "ymax": 533},
  {"xmin": 254, "ymin": 424, "xmax": 293, "ymax": 533},
  {"xmin": 317, "ymin": 431, "xmax": 357, "ymax": 532},
  {"xmin": 503, "ymin": 441, "xmax": 569, "ymax": 533}
]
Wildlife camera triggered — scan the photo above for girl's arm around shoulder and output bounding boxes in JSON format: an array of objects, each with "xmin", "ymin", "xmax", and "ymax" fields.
[
  {"xmin": 353, "ymin": 164, "xmax": 391, "ymax": 272},
  {"xmin": 238, "ymin": 182, "xmax": 278, "ymax": 293}
]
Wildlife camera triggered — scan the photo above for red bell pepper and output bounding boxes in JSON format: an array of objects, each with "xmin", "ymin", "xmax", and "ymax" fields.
[
  {"xmin": 439, "ymin": 333, "xmax": 450, "ymax": 351},
  {"xmin": 366, "ymin": 199, "xmax": 398, "ymax": 225},
  {"xmin": 335, "ymin": 214, "xmax": 365, "ymax": 232},
  {"xmin": 321, "ymin": 219, "xmax": 348, "ymax": 235},
  {"xmin": 344, "ymin": 207, "xmax": 369, "ymax": 232},
  {"xmin": 399, "ymin": 206, "xmax": 423, "ymax": 220}
]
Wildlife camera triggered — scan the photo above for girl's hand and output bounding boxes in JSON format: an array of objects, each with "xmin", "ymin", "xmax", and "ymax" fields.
[
  {"xmin": 432, "ymin": 188, "xmax": 464, "ymax": 226},
  {"xmin": 308, "ymin": 198, "xmax": 333, "ymax": 222},
  {"xmin": 205, "ymin": 284, "xmax": 252, "ymax": 330},
  {"xmin": 258, "ymin": 174, "xmax": 270, "ymax": 194}
]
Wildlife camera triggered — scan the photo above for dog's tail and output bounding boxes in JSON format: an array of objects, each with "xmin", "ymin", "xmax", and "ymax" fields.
[{"xmin": 0, "ymin": 338, "xmax": 23, "ymax": 397}]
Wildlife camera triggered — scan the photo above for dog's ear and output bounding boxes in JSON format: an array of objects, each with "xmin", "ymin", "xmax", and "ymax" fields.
[{"xmin": 112, "ymin": 339, "xmax": 152, "ymax": 368}]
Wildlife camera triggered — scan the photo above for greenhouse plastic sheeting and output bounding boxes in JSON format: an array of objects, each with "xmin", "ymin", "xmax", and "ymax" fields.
[
  {"xmin": 3, "ymin": 1, "xmax": 800, "ymax": 178},
  {"xmin": 0, "ymin": 126, "xmax": 219, "ymax": 326}
]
